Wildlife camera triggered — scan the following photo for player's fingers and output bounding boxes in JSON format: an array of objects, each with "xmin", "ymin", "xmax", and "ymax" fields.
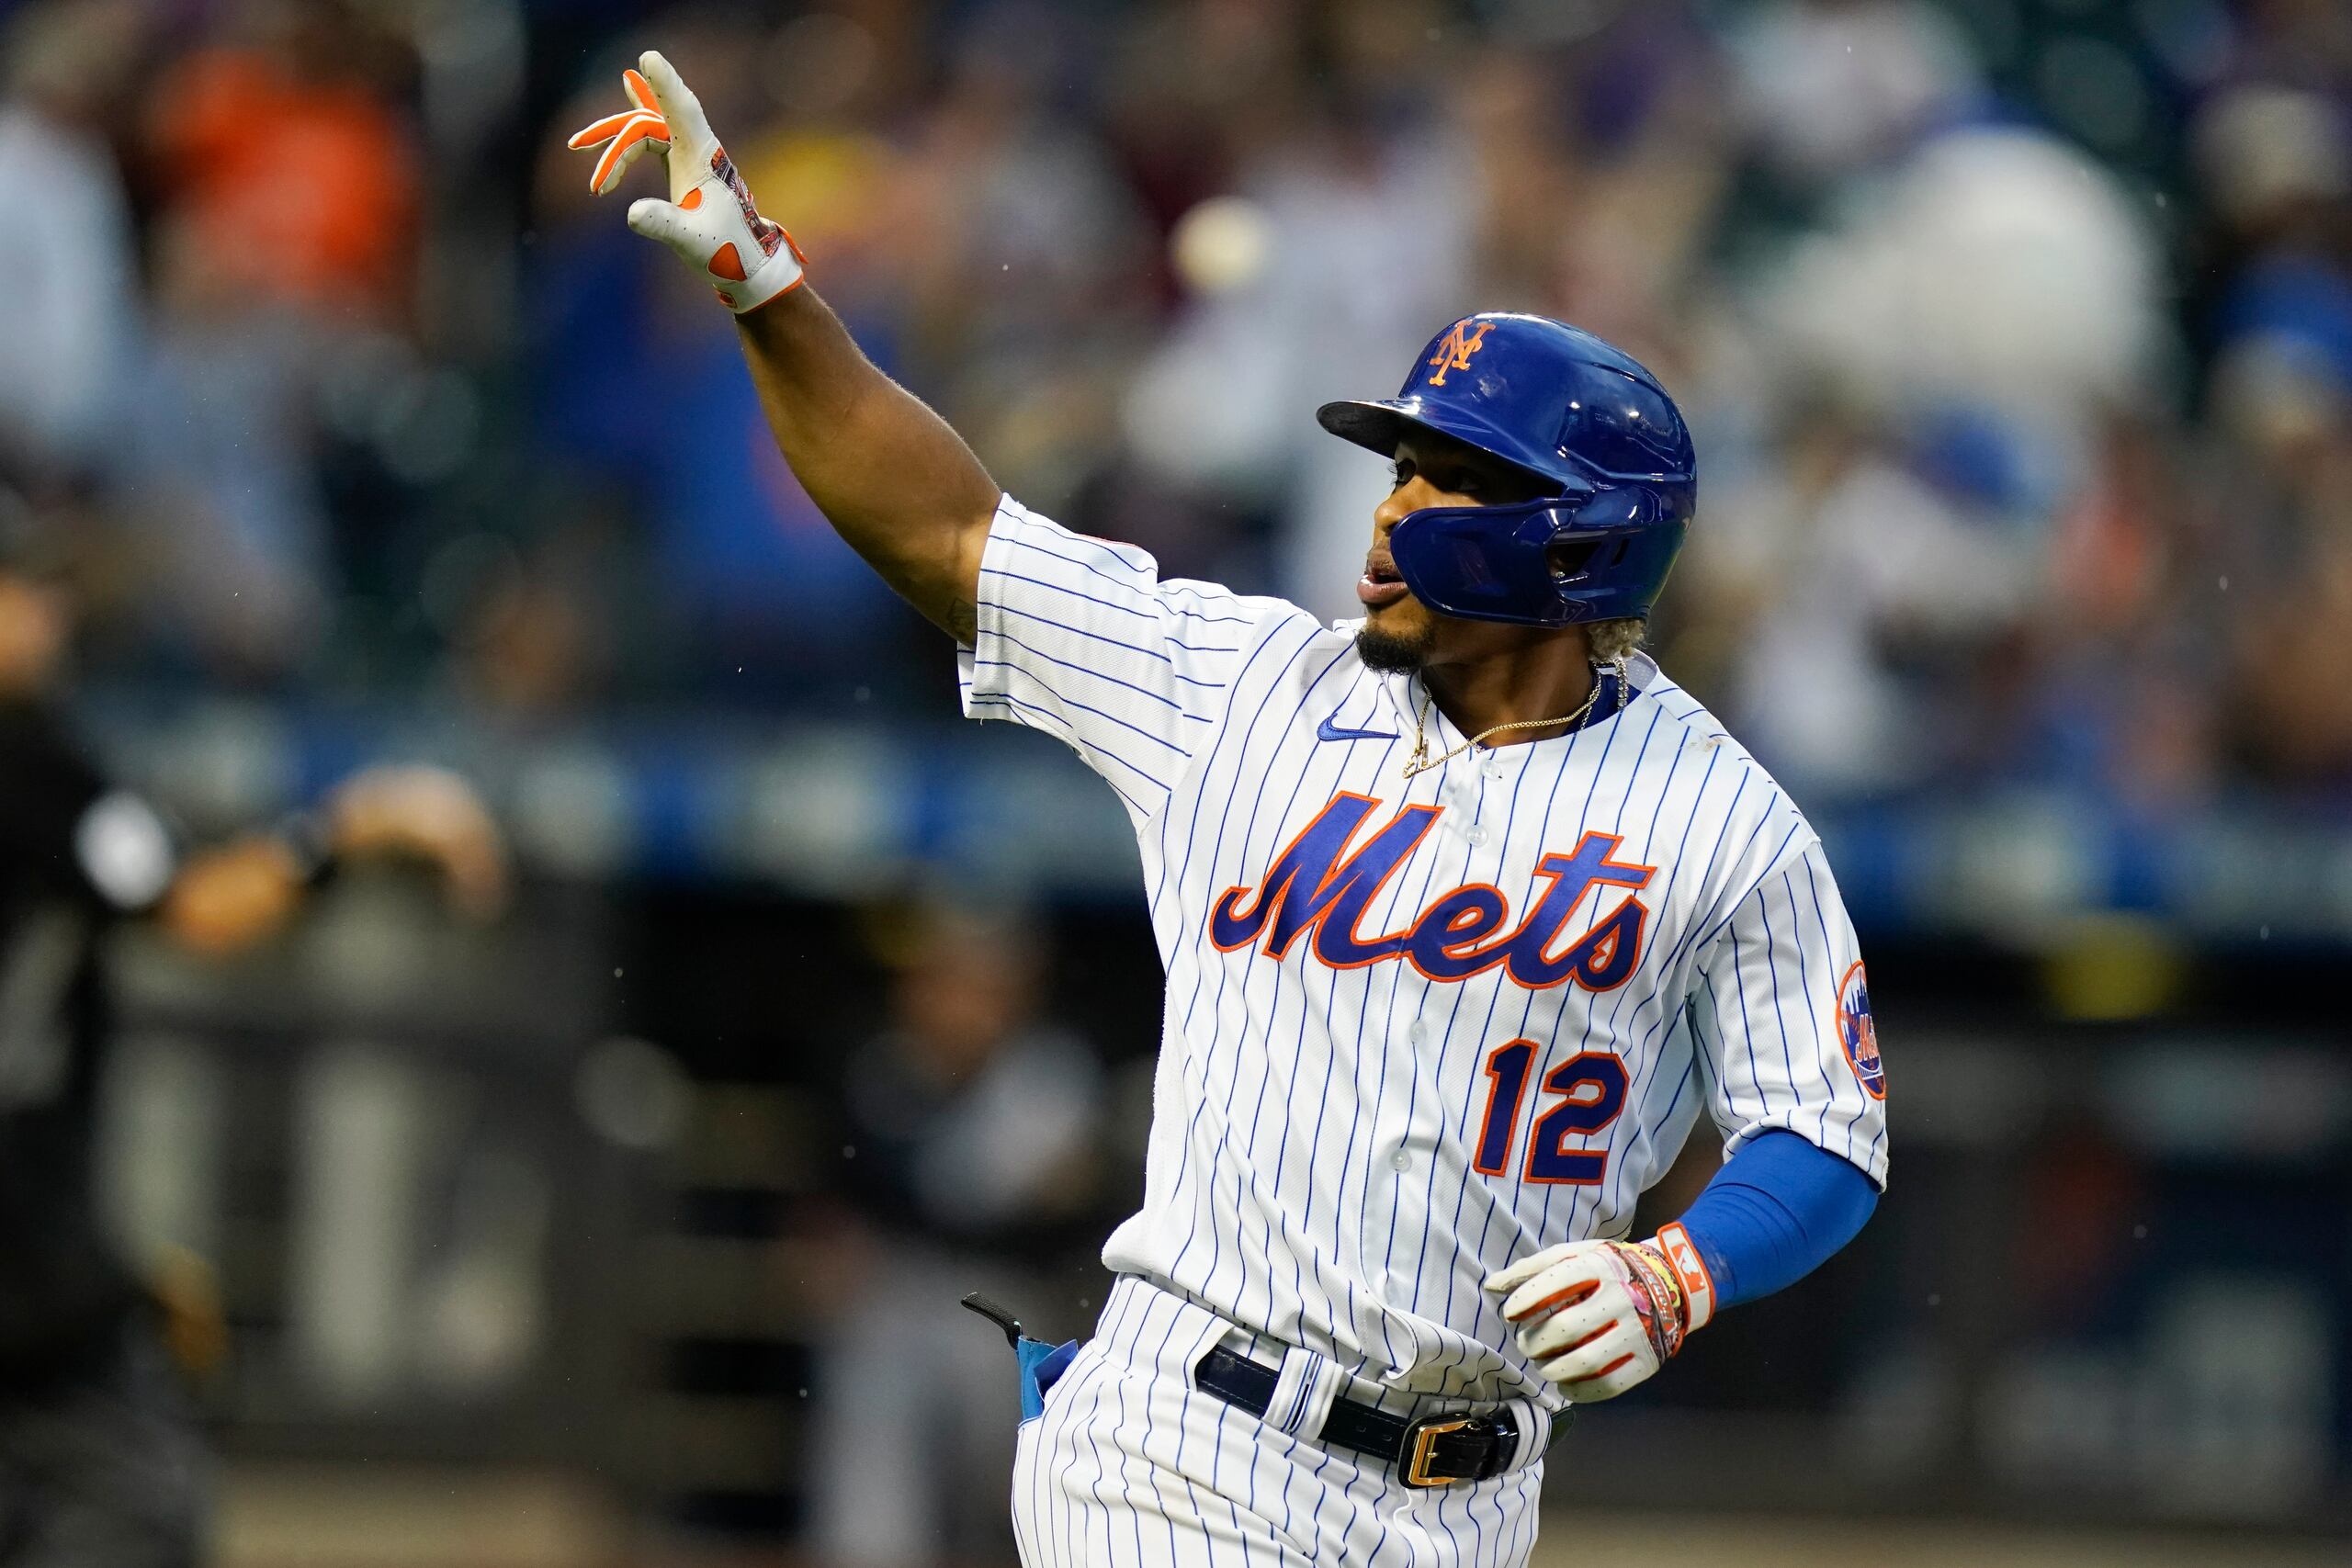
[
  {"xmin": 1500, "ymin": 1264, "xmax": 1608, "ymax": 1325},
  {"xmin": 567, "ymin": 108, "xmax": 639, "ymax": 149},
  {"xmin": 590, "ymin": 112, "xmax": 671, "ymax": 194},
  {"xmin": 589, "ymin": 134, "xmax": 633, "ymax": 194},
  {"xmin": 1532, "ymin": 1309, "xmax": 1642, "ymax": 1371},
  {"xmin": 1534, "ymin": 1336, "xmax": 1628, "ymax": 1387},
  {"xmin": 637, "ymin": 51, "xmax": 713, "ymax": 142},
  {"xmin": 1545, "ymin": 1341, "xmax": 1655, "ymax": 1401},
  {"xmin": 1515, "ymin": 1289, "xmax": 1623, "ymax": 1361},
  {"xmin": 1498, "ymin": 1248, "xmax": 1611, "ymax": 1324},
  {"xmin": 622, "ymin": 66, "xmax": 659, "ymax": 113},
  {"xmin": 626, "ymin": 196, "xmax": 694, "ymax": 250},
  {"xmin": 1482, "ymin": 1243, "xmax": 1576, "ymax": 1297}
]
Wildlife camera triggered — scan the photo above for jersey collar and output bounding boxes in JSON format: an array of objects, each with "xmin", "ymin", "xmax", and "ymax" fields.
[{"xmin": 1378, "ymin": 653, "xmax": 1649, "ymax": 758}]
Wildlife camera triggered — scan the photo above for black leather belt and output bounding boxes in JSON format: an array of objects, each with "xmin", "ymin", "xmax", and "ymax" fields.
[{"xmin": 1192, "ymin": 1344, "xmax": 1556, "ymax": 1488}]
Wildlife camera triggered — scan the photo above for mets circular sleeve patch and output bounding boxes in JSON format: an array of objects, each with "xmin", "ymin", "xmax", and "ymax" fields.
[{"xmin": 1836, "ymin": 960, "xmax": 1885, "ymax": 1100}]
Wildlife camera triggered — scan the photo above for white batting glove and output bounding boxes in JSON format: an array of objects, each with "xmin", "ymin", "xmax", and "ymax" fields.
[
  {"xmin": 1484, "ymin": 1238, "xmax": 1691, "ymax": 1403},
  {"xmin": 566, "ymin": 51, "xmax": 807, "ymax": 314}
]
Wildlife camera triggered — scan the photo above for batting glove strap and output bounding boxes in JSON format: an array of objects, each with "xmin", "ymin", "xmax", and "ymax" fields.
[
  {"xmin": 568, "ymin": 51, "xmax": 808, "ymax": 314},
  {"xmin": 1650, "ymin": 1221, "xmax": 1716, "ymax": 1331}
]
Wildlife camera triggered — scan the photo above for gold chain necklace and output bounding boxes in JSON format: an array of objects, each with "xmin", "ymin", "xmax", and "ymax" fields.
[{"xmin": 1402, "ymin": 658, "xmax": 1629, "ymax": 780}]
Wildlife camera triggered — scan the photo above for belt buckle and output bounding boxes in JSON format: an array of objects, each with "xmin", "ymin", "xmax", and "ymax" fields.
[{"xmin": 1400, "ymin": 1415, "xmax": 1477, "ymax": 1488}]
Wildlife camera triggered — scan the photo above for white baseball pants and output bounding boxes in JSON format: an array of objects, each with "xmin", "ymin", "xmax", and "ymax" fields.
[{"xmin": 1012, "ymin": 1277, "xmax": 1548, "ymax": 1566}]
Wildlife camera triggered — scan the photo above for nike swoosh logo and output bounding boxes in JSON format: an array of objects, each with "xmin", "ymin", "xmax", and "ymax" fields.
[{"xmin": 1317, "ymin": 716, "xmax": 1400, "ymax": 743}]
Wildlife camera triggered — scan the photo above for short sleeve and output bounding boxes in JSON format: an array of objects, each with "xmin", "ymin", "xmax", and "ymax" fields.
[
  {"xmin": 956, "ymin": 496, "xmax": 1306, "ymax": 824},
  {"xmin": 1687, "ymin": 837, "xmax": 1889, "ymax": 1189}
]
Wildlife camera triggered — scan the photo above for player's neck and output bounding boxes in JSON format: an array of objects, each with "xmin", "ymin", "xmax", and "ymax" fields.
[{"xmin": 1419, "ymin": 639, "xmax": 1596, "ymax": 747}]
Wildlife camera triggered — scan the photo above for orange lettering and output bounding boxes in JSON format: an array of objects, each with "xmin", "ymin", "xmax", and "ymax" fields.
[{"xmin": 1425, "ymin": 320, "xmax": 1493, "ymax": 387}]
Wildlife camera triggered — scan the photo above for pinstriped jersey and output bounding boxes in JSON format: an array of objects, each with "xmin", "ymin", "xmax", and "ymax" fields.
[{"xmin": 956, "ymin": 496, "xmax": 1889, "ymax": 1410}]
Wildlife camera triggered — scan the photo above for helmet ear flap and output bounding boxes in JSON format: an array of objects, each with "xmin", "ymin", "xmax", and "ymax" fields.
[{"xmin": 1392, "ymin": 497, "xmax": 1684, "ymax": 626}]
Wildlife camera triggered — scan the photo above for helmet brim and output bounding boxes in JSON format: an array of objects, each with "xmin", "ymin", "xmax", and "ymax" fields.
[{"xmin": 1315, "ymin": 398, "xmax": 1567, "ymax": 496}]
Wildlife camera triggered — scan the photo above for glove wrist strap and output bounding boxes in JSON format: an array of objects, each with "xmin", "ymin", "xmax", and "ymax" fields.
[
  {"xmin": 719, "ymin": 243, "xmax": 807, "ymax": 314},
  {"xmin": 678, "ymin": 147, "xmax": 808, "ymax": 313},
  {"xmin": 1650, "ymin": 1222, "xmax": 1715, "ymax": 1332},
  {"xmin": 1609, "ymin": 1242, "xmax": 1688, "ymax": 1361}
]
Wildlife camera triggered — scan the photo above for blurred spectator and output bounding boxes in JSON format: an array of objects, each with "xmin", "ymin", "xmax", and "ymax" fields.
[
  {"xmin": 805, "ymin": 901, "xmax": 1106, "ymax": 1568},
  {"xmin": 87, "ymin": 0, "xmax": 430, "ymax": 683},
  {"xmin": 0, "ymin": 524, "xmax": 504, "ymax": 1567},
  {"xmin": 2208, "ymin": 339, "xmax": 2352, "ymax": 791},
  {"xmin": 0, "ymin": 541, "xmax": 206, "ymax": 1568},
  {"xmin": 899, "ymin": 5, "xmax": 1155, "ymax": 516},
  {"xmin": 0, "ymin": 0, "xmax": 150, "ymax": 487},
  {"xmin": 1679, "ymin": 403, "xmax": 2043, "ymax": 796},
  {"xmin": 1690, "ymin": 122, "xmax": 2171, "ymax": 796},
  {"xmin": 1122, "ymin": 40, "xmax": 1476, "ymax": 615},
  {"xmin": 1753, "ymin": 126, "xmax": 2166, "ymax": 450},
  {"xmin": 1726, "ymin": 0, "xmax": 1980, "ymax": 190},
  {"xmin": 146, "ymin": 0, "xmax": 419, "ymax": 322},
  {"xmin": 13, "ymin": 0, "xmax": 2352, "ymax": 810},
  {"xmin": 2192, "ymin": 85, "xmax": 2350, "ymax": 246},
  {"xmin": 2224, "ymin": 0, "xmax": 2352, "ymax": 96}
]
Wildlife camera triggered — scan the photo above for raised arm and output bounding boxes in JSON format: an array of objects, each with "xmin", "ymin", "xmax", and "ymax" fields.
[
  {"xmin": 569, "ymin": 52, "xmax": 997, "ymax": 640},
  {"xmin": 730, "ymin": 288, "xmax": 997, "ymax": 641}
]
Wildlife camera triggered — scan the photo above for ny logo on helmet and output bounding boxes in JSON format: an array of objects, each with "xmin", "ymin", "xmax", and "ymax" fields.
[{"xmin": 1425, "ymin": 320, "xmax": 1493, "ymax": 387}]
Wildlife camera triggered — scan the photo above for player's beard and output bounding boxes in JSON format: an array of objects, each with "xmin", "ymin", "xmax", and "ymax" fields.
[{"xmin": 1355, "ymin": 618, "xmax": 1433, "ymax": 672}]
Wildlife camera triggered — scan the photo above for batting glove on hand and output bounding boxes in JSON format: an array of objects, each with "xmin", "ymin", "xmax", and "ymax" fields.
[
  {"xmin": 1484, "ymin": 1239, "xmax": 1690, "ymax": 1403},
  {"xmin": 566, "ymin": 51, "xmax": 807, "ymax": 314}
]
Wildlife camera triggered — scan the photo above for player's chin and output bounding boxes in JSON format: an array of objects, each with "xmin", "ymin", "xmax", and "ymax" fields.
[
  {"xmin": 1355, "ymin": 600, "xmax": 1432, "ymax": 672},
  {"xmin": 1354, "ymin": 606, "xmax": 1420, "ymax": 667}
]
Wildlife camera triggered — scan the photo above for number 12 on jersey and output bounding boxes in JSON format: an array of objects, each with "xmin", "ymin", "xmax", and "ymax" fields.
[{"xmin": 1472, "ymin": 1039, "xmax": 1628, "ymax": 1184}]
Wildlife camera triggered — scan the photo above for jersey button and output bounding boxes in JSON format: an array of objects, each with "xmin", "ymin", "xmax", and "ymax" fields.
[
  {"xmin": 1408, "ymin": 1021, "xmax": 1427, "ymax": 1046},
  {"xmin": 1389, "ymin": 1149, "xmax": 1414, "ymax": 1173},
  {"xmin": 1465, "ymin": 824, "xmax": 1490, "ymax": 847}
]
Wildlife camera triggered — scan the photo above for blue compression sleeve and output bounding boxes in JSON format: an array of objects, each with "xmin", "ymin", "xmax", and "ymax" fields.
[{"xmin": 1668, "ymin": 1131, "xmax": 1877, "ymax": 1312}]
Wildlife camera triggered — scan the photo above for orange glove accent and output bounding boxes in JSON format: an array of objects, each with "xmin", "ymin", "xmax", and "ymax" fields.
[
  {"xmin": 565, "ymin": 67, "xmax": 670, "ymax": 195},
  {"xmin": 566, "ymin": 51, "xmax": 807, "ymax": 313}
]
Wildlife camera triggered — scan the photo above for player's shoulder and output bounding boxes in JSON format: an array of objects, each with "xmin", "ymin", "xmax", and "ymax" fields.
[
  {"xmin": 996, "ymin": 495, "xmax": 1316, "ymax": 640},
  {"xmin": 1628, "ymin": 660, "xmax": 1820, "ymax": 860},
  {"xmin": 1632, "ymin": 662, "xmax": 1760, "ymax": 768}
]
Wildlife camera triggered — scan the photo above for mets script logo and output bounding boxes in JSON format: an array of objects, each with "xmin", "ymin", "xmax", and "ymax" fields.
[
  {"xmin": 1835, "ymin": 960, "xmax": 1885, "ymax": 1100},
  {"xmin": 1425, "ymin": 320, "xmax": 1493, "ymax": 388},
  {"xmin": 1209, "ymin": 793, "xmax": 1653, "ymax": 990}
]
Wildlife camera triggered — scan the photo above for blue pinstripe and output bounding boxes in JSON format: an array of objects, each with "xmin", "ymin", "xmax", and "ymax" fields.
[{"xmin": 978, "ymin": 637, "xmax": 1216, "ymax": 716}]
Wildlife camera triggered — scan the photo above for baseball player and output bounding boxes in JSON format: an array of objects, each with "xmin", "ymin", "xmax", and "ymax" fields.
[{"xmin": 575, "ymin": 55, "xmax": 1887, "ymax": 1567}]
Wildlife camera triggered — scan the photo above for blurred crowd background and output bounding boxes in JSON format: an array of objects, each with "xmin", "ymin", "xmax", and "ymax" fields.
[{"xmin": 2, "ymin": 0, "xmax": 2350, "ymax": 1563}]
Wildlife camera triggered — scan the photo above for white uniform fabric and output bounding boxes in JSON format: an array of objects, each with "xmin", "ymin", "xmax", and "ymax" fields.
[
  {"xmin": 1014, "ymin": 1276, "xmax": 1544, "ymax": 1568},
  {"xmin": 958, "ymin": 496, "xmax": 1889, "ymax": 1556}
]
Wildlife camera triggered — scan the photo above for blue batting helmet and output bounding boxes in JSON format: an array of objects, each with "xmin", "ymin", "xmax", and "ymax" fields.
[{"xmin": 1317, "ymin": 312, "xmax": 1696, "ymax": 627}]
